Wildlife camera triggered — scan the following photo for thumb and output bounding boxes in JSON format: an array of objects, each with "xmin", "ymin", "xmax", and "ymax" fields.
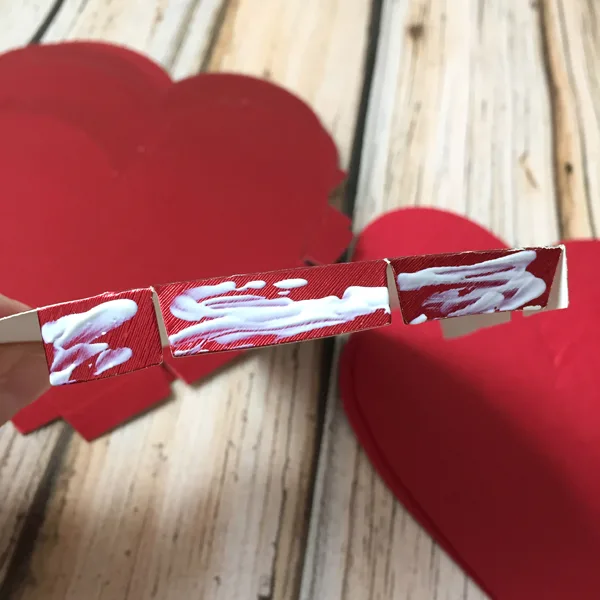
[{"xmin": 0, "ymin": 295, "xmax": 50, "ymax": 426}]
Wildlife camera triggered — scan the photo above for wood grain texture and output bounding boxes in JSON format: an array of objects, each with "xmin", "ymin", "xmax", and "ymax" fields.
[
  {"xmin": 0, "ymin": 1, "xmax": 372, "ymax": 599},
  {"xmin": 539, "ymin": 0, "xmax": 599, "ymax": 238},
  {"xmin": 300, "ymin": 1, "xmax": 566, "ymax": 599},
  {"xmin": 43, "ymin": 0, "xmax": 226, "ymax": 75},
  {"xmin": 0, "ymin": 0, "xmax": 60, "ymax": 49},
  {"xmin": 0, "ymin": 426, "xmax": 69, "ymax": 583},
  {"xmin": 207, "ymin": 0, "xmax": 371, "ymax": 168}
]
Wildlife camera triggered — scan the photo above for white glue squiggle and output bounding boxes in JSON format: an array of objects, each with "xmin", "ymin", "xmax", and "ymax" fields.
[
  {"xmin": 396, "ymin": 250, "xmax": 546, "ymax": 319},
  {"xmin": 273, "ymin": 278, "xmax": 308, "ymax": 289},
  {"xmin": 410, "ymin": 314, "xmax": 428, "ymax": 325},
  {"xmin": 169, "ymin": 280, "xmax": 389, "ymax": 355},
  {"xmin": 41, "ymin": 299, "xmax": 138, "ymax": 385}
]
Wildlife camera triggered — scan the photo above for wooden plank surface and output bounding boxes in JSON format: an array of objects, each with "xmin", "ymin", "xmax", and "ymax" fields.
[
  {"xmin": 539, "ymin": 0, "xmax": 598, "ymax": 238},
  {"xmin": 0, "ymin": 1, "xmax": 597, "ymax": 599},
  {"xmin": 43, "ymin": 0, "xmax": 226, "ymax": 76}
]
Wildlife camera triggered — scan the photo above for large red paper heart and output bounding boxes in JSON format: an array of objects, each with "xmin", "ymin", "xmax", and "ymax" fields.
[
  {"xmin": 340, "ymin": 207, "xmax": 600, "ymax": 600},
  {"xmin": 3, "ymin": 42, "xmax": 351, "ymax": 439}
]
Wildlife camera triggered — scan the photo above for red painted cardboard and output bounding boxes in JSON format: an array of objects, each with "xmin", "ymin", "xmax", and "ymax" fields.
[
  {"xmin": 157, "ymin": 260, "xmax": 390, "ymax": 356},
  {"xmin": 340, "ymin": 207, "xmax": 600, "ymax": 600},
  {"xmin": 390, "ymin": 247, "xmax": 561, "ymax": 324},
  {"xmin": 37, "ymin": 288, "xmax": 163, "ymax": 385}
]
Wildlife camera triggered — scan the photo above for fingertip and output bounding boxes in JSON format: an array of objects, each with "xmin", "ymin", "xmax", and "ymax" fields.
[
  {"xmin": 0, "ymin": 342, "xmax": 50, "ymax": 426},
  {"xmin": 0, "ymin": 294, "xmax": 30, "ymax": 319}
]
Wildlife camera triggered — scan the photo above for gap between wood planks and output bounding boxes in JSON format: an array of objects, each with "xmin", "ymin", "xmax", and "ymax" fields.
[
  {"xmin": 0, "ymin": 430, "xmax": 71, "ymax": 599},
  {"xmin": 537, "ymin": 0, "xmax": 596, "ymax": 239},
  {"xmin": 290, "ymin": 2, "xmax": 385, "ymax": 599},
  {"xmin": 0, "ymin": 1, "xmax": 79, "ymax": 594},
  {"xmin": 28, "ymin": 0, "xmax": 67, "ymax": 44},
  {"xmin": 0, "ymin": 0, "xmax": 216, "ymax": 592},
  {"xmin": 0, "ymin": 1, "xmax": 384, "ymax": 598}
]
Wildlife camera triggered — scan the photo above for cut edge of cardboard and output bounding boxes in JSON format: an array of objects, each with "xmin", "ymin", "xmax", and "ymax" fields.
[
  {"xmin": 151, "ymin": 288, "xmax": 170, "ymax": 348},
  {"xmin": 0, "ymin": 309, "xmax": 42, "ymax": 344},
  {"xmin": 525, "ymin": 243, "xmax": 569, "ymax": 313}
]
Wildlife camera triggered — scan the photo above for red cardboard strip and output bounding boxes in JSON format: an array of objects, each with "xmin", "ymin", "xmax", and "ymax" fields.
[
  {"xmin": 37, "ymin": 288, "xmax": 163, "ymax": 385},
  {"xmin": 390, "ymin": 247, "xmax": 563, "ymax": 325},
  {"xmin": 156, "ymin": 261, "xmax": 391, "ymax": 356},
  {"xmin": 2, "ymin": 246, "xmax": 566, "ymax": 389}
]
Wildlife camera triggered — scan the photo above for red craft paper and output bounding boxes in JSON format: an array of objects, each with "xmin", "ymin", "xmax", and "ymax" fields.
[
  {"xmin": 0, "ymin": 45, "xmax": 168, "ymax": 168},
  {"xmin": 340, "ymin": 207, "xmax": 600, "ymax": 600},
  {"xmin": 14, "ymin": 364, "xmax": 176, "ymax": 442},
  {"xmin": 157, "ymin": 260, "xmax": 390, "ymax": 356},
  {"xmin": 161, "ymin": 350, "xmax": 238, "ymax": 384},
  {"xmin": 5, "ymin": 42, "xmax": 351, "ymax": 439},
  {"xmin": 64, "ymin": 366, "xmax": 176, "ymax": 440}
]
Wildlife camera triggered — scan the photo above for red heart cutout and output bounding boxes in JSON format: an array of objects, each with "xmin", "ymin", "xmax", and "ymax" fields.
[
  {"xmin": 4, "ymin": 42, "xmax": 351, "ymax": 439},
  {"xmin": 340, "ymin": 207, "xmax": 600, "ymax": 600}
]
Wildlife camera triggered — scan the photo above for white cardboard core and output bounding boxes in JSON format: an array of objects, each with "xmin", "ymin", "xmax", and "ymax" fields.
[{"xmin": 0, "ymin": 309, "xmax": 43, "ymax": 344}]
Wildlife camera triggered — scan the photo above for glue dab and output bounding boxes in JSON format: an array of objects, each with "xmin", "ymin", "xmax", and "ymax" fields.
[
  {"xmin": 41, "ymin": 299, "xmax": 138, "ymax": 385},
  {"xmin": 273, "ymin": 278, "xmax": 308, "ymax": 289}
]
